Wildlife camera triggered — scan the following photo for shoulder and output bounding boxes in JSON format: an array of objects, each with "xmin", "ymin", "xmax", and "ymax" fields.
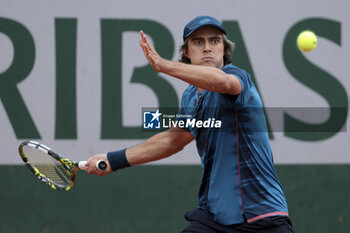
[
  {"xmin": 220, "ymin": 65, "xmax": 256, "ymax": 105},
  {"xmin": 182, "ymin": 85, "xmax": 195, "ymax": 96},
  {"xmin": 222, "ymin": 65, "xmax": 252, "ymax": 91},
  {"xmin": 222, "ymin": 65, "xmax": 250, "ymax": 79}
]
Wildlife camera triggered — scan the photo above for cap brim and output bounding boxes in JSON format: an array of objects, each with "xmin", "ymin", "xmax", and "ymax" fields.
[{"xmin": 183, "ymin": 24, "xmax": 226, "ymax": 41}]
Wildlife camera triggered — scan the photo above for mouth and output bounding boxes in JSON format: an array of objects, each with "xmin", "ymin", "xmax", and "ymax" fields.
[{"xmin": 202, "ymin": 57, "xmax": 213, "ymax": 61}]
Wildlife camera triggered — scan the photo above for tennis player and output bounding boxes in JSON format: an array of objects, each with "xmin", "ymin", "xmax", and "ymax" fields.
[{"xmin": 82, "ymin": 15, "xmax": 294, "ymax": 233}]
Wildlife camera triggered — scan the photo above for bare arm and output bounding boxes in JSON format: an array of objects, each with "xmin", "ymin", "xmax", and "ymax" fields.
[
  {"xmin": 82, "ymin": 127, "xmax": 194, "ymax": 175},
  {"xmin": 139, "ymin": 30, "xmax": 241, "ymax": 95},
  {"xmin": 126, "ymin": 127, "xmax": 194, "ymax": 165}
]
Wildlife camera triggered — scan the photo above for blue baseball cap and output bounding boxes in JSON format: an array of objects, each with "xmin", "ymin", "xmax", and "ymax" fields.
[{"xmin": 183, "ymin": 16, "xmax": 226, "ymax": 41}]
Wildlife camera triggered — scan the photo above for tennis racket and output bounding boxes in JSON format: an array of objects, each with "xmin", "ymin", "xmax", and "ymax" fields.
[{"xmin": 18, "ymin": 141, "xmax": 107, "ymax": 191}]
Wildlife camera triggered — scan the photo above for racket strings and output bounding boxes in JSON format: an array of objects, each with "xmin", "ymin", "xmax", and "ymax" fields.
[{"xmin": 22, "ymin": 146, "xmax": 72, "ymax": 187}]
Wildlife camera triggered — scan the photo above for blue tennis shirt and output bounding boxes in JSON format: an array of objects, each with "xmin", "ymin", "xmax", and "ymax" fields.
[{"xmin": 177, "ymin": 65, "xmax": 289, "ymax": 225}]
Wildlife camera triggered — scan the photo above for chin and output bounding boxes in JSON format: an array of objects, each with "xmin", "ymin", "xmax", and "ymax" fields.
[{"xmin": 201, "ymin": 62, "xmax": 215, "ymax": 67}]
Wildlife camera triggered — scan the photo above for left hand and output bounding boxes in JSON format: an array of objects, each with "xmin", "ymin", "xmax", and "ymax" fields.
[{"xmin": 139, "ymin": 30, "xmax": 166, "ymax": 72}]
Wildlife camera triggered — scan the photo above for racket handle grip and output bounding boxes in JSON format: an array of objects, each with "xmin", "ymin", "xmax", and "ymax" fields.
[
  {"xmin": 78, "ymin": 160, "xmax": 108, "ymax": 171},
  {"xmin": 78, "ymin": 161, "xmax": 87, "ymax": 168}
]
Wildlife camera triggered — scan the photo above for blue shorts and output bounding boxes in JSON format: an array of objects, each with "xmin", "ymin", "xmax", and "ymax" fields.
[{"xmin": 181, "ymin": 209, "xmax": 294, "ymax": 233}]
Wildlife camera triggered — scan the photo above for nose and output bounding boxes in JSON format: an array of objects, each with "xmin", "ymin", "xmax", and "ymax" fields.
[{"xmin": 203, "ymin": 41, "xmax": 211, "ymax": 53}]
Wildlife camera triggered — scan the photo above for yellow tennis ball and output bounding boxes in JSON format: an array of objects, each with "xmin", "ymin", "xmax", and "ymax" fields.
[{"xmin": 297, "ymin": 30, "xmax": 317, "ymax": 52}]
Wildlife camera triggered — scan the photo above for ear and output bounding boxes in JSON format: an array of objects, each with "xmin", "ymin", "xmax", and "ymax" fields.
[{"xmin": 184, "ymin": 49, "xmax": 190, "ymax": 59}]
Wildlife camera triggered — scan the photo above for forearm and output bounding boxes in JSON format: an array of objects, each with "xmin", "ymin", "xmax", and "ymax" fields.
[
  {"xmin": 126, "ymin": 129, "xmax": 192, "ymax": 166},
  {"xmin": 161, "ymin": 60, "xmax": 241, "ymax": 94}
]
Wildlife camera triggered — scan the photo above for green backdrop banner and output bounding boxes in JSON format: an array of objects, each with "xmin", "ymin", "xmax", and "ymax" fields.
[{"xmin": 1, "ymin": 165, "xmax": 349, "ymax": 233}]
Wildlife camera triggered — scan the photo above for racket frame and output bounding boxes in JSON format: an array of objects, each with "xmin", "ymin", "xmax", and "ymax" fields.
[{"xmin": 19, "ymin": 141, "xmax": 80, "ymax": 191}]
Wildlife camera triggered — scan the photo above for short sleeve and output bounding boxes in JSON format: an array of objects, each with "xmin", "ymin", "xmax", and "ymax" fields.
[{"xmin": 221, "ymin": 65, "xmax": 250, "ymax": 106}]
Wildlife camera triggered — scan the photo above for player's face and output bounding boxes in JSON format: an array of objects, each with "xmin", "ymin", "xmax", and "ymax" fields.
[{"xmin": 185, "ymin": 27, "xmax": 225, "ymax": 68}]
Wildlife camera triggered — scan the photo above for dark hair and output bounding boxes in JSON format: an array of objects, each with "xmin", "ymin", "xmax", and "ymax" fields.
[{"xmin": 179, "ymin": 34, "xmax": 235, "ymax": 65}]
